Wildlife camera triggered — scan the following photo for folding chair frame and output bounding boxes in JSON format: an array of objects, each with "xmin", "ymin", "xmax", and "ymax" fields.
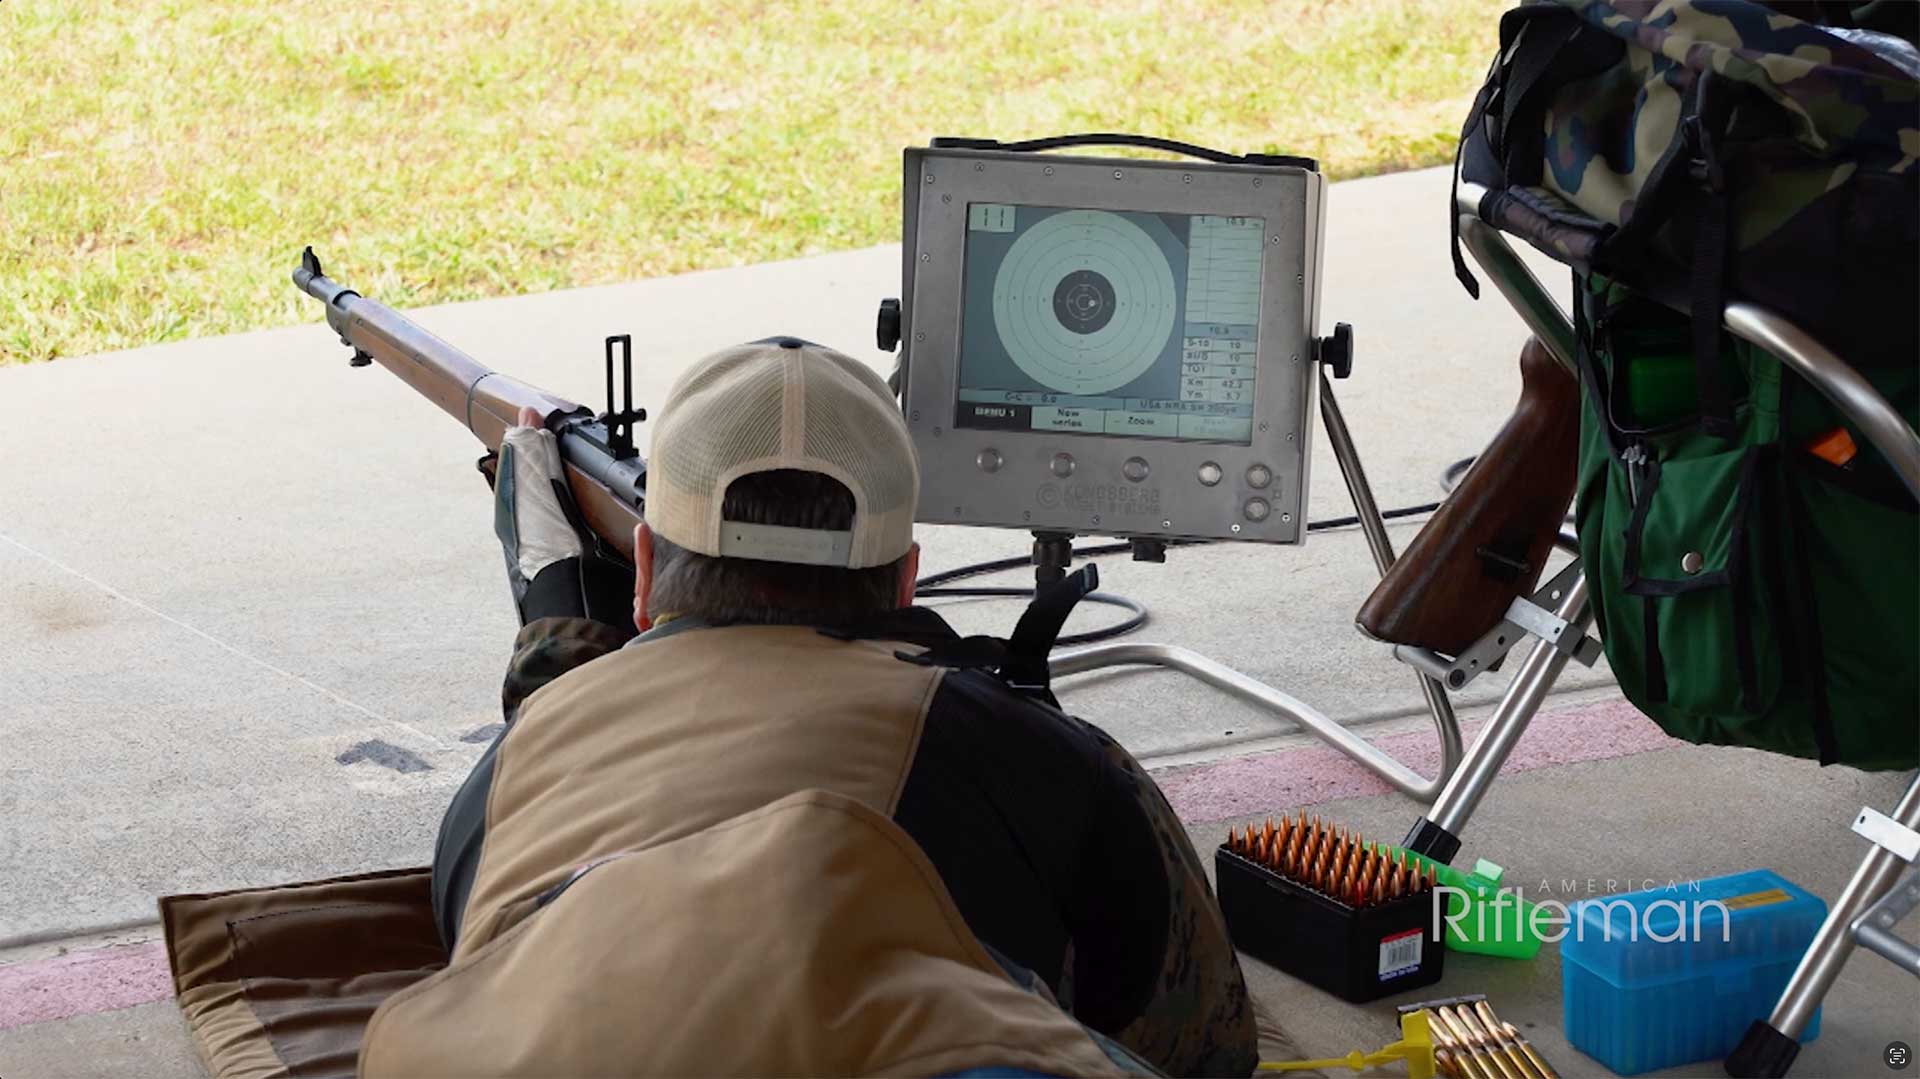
[
  {"xmin": 1454, "ymin": 194, "xmax": 1920, "ymax": 1078},
  {"xmin": 1048, "ymin": 181, "xmax": 1920, "ymax": 1079}
]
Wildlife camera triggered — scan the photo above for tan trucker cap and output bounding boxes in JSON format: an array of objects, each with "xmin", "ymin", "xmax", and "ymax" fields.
[{"xmin": 645, "ymin": 337, "xmax": 919, "ymax": 569}]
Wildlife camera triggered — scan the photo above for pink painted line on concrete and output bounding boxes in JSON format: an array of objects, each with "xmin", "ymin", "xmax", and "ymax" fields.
[
  {"xmin": 0, "ymin": 940, "xmax": 172, "ymax": 1032},
  {"xmin": 1153, "ymin": 697, "xmax": 1683, "ymax": 825}
]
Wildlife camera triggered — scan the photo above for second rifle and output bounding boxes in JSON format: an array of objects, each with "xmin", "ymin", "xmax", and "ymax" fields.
[{"xmin": 1356, "ymin": 337, "xmax": 1580, "ymax": 656}]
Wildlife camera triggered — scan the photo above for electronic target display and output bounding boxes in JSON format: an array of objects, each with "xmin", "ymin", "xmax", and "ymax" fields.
[
  {"xmin": 956, "ymin": 205, "xmax": 1264, "ymax": 444},
  {"xmin": 897, "ymin": 142, "xmax": 1327, "ymax": 545}
]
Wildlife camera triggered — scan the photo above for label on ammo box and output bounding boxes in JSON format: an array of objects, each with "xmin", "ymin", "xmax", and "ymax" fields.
[
  {"xmin": 1377, "ymin": 928, "xmax": 1423, "ymax": 979},
  {"xmin": 1721, "ymin": 887, "xmax": 1791, "ymax": 910}
]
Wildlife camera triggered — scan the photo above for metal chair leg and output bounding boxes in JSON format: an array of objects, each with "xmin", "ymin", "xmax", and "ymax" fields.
[
  {"xmin": 1853, "ymin": 868, "xmax": 1920, "ymax": 978},
  {"xmin": 1403, "ymin": 570, "xmax": 1591, "ymax": 863},
  {"xmin": 1725, "ymin": 772, "xmax": 1920, "ymax": 1077},
  {"xmin": 1396, "ymin": 207, "xmax": 1591, "ymax": 863}
]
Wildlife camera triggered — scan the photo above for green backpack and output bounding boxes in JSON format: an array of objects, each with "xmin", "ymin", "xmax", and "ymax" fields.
[{"xmin": 1573, "ymin": 274, "xmax": 1918, "ymax": 770}]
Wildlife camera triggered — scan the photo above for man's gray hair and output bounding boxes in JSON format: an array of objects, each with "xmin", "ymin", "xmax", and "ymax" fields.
[{"xmin": 647, "ymin": 469, "xmax": 907, "ymax": 626}]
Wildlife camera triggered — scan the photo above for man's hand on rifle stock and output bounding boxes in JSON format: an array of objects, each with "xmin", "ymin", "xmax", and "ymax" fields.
[{"xmin": 490, "ymin": 407, "xmax": 638, "ymax": 638}]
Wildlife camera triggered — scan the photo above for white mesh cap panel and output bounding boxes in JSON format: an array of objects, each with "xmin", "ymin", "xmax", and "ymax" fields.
[
  {"xmin": 646, "ymin": 339, "xmax": 919, "ymax": 568},
  {"xmin": 798, "ymin": 348, "xmax": 920, "ymax": 567},
  {"xmin": 648, "ymin": 344, "xmax": 788, "ymax": 558}
]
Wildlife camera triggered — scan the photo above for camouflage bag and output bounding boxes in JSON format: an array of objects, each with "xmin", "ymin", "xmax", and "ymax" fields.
[{"xmin": 1454, "ymin": 0, "xmax": 1919, "ymax": 435}]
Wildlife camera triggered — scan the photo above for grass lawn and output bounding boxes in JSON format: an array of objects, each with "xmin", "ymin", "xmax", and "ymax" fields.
[{"xmin": 2, "ymin": 0, "xmax": 1502, "ymax": 363}]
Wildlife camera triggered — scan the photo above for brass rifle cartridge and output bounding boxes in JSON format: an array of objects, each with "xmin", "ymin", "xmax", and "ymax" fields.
[
  {"xmin": 1500, "ymin": 1020, "xmax": 1557, "ymax": 1079},
  {"xmin": 1438, "ymin": 1006, "xmax": 1518, "ymax": 1079},
  {"xmin": 1469, "ymin": 1004, "xmax": 1540, "ymax": 1079},
  {"xmin": 1452, "ymin": 1005, "xmax": 1525, "ymax": 1079},
  {"xmin": 1427, "ymin": 1012, "xmax": 1492, "ymax": 1079}
]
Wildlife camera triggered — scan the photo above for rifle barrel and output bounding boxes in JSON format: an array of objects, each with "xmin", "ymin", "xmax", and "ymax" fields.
[{"xmin": 291, "ymin": 247, "xmax": 645, "ymax": 562}]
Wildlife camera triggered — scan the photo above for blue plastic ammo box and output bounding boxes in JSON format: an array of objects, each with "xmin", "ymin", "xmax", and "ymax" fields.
[{"xmin": 1561, "ymin": 869, "xmax": 1825, "ymax": 1075}]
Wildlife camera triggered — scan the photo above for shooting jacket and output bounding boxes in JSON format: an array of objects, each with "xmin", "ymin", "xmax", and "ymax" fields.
[
  {"xmin": 368, "ymin": 620, "xmax": 1135, "ymax": 1076},
  {"xmin": 156, "ymin": 610, "xmax": 1257, "ymax": 1078}
]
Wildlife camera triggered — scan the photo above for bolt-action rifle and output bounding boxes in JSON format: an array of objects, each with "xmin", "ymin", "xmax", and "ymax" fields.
[{"xmin": 291, "ymin": 247, "xmax": 649, "ymax": 563}]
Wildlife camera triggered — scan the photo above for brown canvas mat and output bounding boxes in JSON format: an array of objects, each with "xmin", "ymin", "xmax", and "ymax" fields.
[{"xmin": 159, "ymin": 867, "xmax": 445, "ymax": 1079}]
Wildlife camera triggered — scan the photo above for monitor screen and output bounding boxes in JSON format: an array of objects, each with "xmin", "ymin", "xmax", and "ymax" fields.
[{"xmin": 954, "ymin": 204, "xmax": 1265, "ymax": 445}]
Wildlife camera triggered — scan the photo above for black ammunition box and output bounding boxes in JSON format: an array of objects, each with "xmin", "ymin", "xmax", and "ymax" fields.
[{"xmin": 1215, "ymin": 845, "xmax": 1446, "ymax": 1002}]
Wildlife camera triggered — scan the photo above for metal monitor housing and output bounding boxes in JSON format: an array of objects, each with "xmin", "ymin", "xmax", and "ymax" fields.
[{"xmin": 896, "ymin": 140, "xmax": 1327, "ymax": 545}]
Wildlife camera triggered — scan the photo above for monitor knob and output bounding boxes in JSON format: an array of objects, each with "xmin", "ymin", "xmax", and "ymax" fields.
[
  {"xmin": 877, "ymin": 298, "xmax": 903, "ymax": 352},
  {"xmin": 1316, "ymin": 322, "xmax": 1354, "ymax": 380}
]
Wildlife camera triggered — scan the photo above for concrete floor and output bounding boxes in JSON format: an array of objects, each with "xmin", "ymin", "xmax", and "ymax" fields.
[
  {"xmin": 2, "ymin": 164, "xmax": 1913, "ymax": 1076},
  {"xmin": 0, "ymin": 1003, "xmax": 203, "ymax": 1079}
]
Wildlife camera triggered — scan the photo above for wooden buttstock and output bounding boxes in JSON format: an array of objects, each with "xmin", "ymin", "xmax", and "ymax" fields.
[{"xmin": 1355, "ymin": 337, "xmax": 1579, "ymax": 655}]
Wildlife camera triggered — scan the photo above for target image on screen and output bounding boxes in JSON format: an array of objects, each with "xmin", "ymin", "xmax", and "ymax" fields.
[{"xmin": 955, "ymin": 204, "xmax": 1265, "ymax": 445}]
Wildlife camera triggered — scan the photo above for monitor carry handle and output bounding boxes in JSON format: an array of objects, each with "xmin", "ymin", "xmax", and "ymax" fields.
[
  {"xmin": 880, "ymin": 134, "xmax": 1338, "ymax": 366},
  {"xmin": 929, "ymin": 133, "xmax": 1317, "ymax": 172}
]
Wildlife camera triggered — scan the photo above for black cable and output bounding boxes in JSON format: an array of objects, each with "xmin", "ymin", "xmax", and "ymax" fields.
[
  {"xmin": 912, "ymin": 492, "xmax": 1460, "ymax": 648},
  {"xmin": 927, "ymin": 133, "xmax": 1317, "ymax": 172},
  {"xmin": 1440, "ymin": 455, "xmax": 1477, "ymax": 493},
  {"xmin": 913, "ymin": 586, "xmax": 1150, "ymax": 647}
]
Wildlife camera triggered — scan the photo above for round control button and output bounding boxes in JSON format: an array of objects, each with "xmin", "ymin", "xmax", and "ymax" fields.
[
  {"xmin": 976, "ymin": 448, "xmax": 1003, "ymax": 473},
  {"xmin": 1050, "ymin": 453, "xmax": 1076, "ymax": 478},
  {"xmin": 1197, "ymin": 461, "xmax": 1223, "ymax": 487},
  {"xmin": 1243, "ymin": 498, "xmax": 1271, "ymax": 522},
  {"xmin": 1246, "ymin": 463, "xmax": 1273, "ymax": 489},
  {"xmin": 1122, "ymin": 457, "xmax": 1150, "ymax": 483}
]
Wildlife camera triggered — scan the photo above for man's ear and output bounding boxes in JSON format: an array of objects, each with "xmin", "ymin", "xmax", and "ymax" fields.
[
  {"xmin": 895, "ymin": 542, "xmax": 921, "ymax": 609},
  {"xmin": 632, "ymin": 522, "xmax": 655, "ymax": 633}
]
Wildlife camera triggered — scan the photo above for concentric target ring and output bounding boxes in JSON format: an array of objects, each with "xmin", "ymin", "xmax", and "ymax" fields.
[{"xmin": 991, "ymin": 210, "xmax": 1177, "ymax": 395}]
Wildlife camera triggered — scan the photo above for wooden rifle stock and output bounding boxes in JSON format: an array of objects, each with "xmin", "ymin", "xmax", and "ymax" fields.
[
  {"xmin": 292, "ymin": 248, "xmax": 646, "ymax": 563},
  {"xmin": 1355, "ymin": 337, "xmax": 1578, "ymax": 655}
]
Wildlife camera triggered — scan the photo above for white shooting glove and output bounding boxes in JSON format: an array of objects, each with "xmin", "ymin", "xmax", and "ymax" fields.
[
  {"xmin": 490, "ymin": 423, "xmax": 636, "ymax": 634},
  {"xmin": 496, "ymin": 424, "xmax": 584, "ymax": 584}
]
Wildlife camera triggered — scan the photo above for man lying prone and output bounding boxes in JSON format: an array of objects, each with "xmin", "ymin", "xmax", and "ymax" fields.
[{"xmin": 362, "ymin": 337, "xmax": 1261, "ymax": 1077}]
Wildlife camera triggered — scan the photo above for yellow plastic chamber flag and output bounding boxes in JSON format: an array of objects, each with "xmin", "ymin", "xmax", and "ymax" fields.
[{"xmin": 1257, "ymin": 1009, "xmax": 1434, "ymax": 1078}]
